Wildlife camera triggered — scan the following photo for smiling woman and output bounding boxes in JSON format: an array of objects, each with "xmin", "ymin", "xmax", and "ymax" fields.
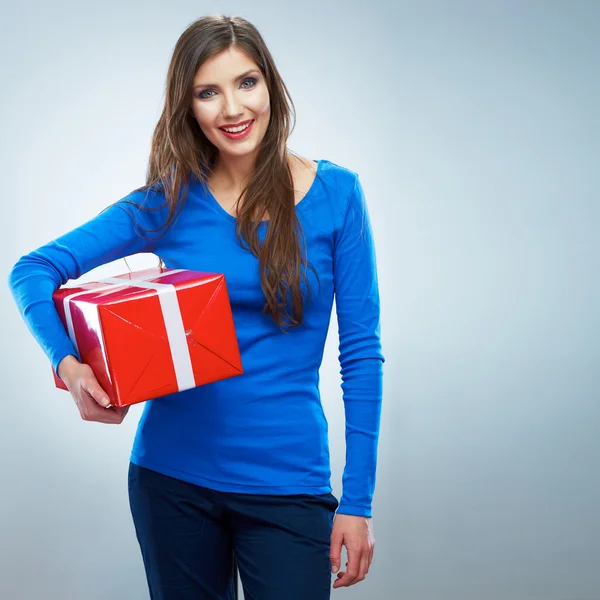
[
  {"xmin": 135, "ymin": 20, "xmax": 324, "ymax": 322},
  {"xmin": 191, "ymin": 50, "xmax": 270, "ymax": 157},
  {"xmin": 8, "ymin": 12, "xmax": 384, "ymax": 600}
]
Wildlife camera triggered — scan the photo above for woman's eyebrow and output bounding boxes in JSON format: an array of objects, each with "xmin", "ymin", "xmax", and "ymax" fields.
[{"xmin": 193, "ymin": 69, "xmax": 260, "ymax": 89}]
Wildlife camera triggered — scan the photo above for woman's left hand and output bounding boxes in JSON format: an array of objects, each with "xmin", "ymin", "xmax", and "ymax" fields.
[{"xmin": 329, "ymin": 513, "xmax": 375, "ymax": 588}]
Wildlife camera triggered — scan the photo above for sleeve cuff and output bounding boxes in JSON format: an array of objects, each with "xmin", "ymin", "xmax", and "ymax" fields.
[
  {"xmin": 52, "ymin": 348, "xmax": 81, "ymax": 381},
  {"xmin": 336, "ymin": 501, "xmax": 373, "ymax": 518}
]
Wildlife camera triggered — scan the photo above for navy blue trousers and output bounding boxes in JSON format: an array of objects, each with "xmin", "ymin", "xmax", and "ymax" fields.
[{"xmin": 127, "ymin": 462, "xmax": 339, "ymax": 599}]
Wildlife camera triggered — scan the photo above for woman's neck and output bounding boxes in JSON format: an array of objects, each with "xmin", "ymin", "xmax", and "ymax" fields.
[{"xmin": 210, "ymin": 151, "xmax": 257, "ymax": 192}]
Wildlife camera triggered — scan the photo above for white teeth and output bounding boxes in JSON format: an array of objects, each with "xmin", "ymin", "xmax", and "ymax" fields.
[{"xmin": 222, "ymin": 122, "xmax": 251, "ymax": 133}]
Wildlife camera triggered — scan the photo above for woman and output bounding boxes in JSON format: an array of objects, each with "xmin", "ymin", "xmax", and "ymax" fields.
[{"xmin": 8, "ymin": 14, "xmax": 385, "ymax": 600}]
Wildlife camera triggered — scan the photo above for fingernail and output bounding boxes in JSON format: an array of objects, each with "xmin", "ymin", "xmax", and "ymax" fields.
[{"xmin": 332, "ymin": 566, "xmax": 338, "ymax": 573}]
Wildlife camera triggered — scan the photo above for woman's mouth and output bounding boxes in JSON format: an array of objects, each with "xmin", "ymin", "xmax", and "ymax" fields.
[{"xmin": 218, "ymin": 119, "xmax": 255, "ymax": 140}]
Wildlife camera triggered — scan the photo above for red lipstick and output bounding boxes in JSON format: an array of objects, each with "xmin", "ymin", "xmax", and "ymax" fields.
[{"xmin": 218, "ymin": 119, "xmax": 255, "ymax": 140}]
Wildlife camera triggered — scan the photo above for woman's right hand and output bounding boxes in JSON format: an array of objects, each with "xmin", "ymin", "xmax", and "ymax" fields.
[{"xmin": 57, "ymin": 355, "xmax": 129, "ymax": 424}]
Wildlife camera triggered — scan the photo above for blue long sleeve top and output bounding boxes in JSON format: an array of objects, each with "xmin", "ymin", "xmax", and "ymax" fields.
[{"xmin": 8, "ymin": 158, "xmax": 385, "ymax": 517}]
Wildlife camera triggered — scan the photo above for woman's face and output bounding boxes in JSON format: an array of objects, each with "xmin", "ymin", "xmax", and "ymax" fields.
[{"xmin": 191, "ymin": 47, "xmax": 271, "ymax": 160}]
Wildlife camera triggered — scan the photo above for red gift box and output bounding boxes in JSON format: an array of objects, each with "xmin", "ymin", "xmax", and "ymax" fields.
[{"xmin": 51, "ymin": 267, "xmax": 244, "ymax": 407}]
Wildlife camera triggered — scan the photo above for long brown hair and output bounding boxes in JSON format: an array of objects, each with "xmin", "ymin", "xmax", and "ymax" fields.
[{"xmin": 125, "ymin": 14, "xmax": 320, "ymax": 332}]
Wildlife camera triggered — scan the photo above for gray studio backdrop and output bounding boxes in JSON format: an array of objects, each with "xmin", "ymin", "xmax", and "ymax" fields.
[{"xmin": 2, "ymin": 1, "xmax": 599, "ymax": 599}]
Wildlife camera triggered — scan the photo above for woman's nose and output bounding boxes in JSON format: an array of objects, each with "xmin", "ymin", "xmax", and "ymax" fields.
[{"xmin": 223, "ymin": 93, "xmax": 243, "ymax": 118}]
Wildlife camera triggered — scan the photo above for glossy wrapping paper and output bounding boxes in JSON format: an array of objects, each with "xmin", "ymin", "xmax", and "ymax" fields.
[{"xmin": 51, "ymin": 267, "xmax": 244, "ymax": 407}]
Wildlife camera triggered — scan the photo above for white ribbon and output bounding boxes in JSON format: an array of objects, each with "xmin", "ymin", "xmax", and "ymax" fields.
[{"xmin": 62, "ymin": 269, "xmax": 196, "ymax": 391}]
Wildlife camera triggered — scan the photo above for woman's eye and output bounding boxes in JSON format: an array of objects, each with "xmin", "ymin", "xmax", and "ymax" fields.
[
  {"xmin": 241, "ymin": 77, "xmax": 257, "ymax": 89},
  {"xmin": 197, "ymin": 77, "xmax": 258, "ymax": 100}
]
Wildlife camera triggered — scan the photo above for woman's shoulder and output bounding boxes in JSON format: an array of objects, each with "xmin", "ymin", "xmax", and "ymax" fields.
[
  {"xmin": 100, "ymin": 182, "xmax": 174, "ymax": 236},
  {"xmin": 291, "ymin": 156, "xmax": 365, "ymax": 231},
  {"xmin": 314, "ymin": 158, "xmax": 360, "ymax": 197}
]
